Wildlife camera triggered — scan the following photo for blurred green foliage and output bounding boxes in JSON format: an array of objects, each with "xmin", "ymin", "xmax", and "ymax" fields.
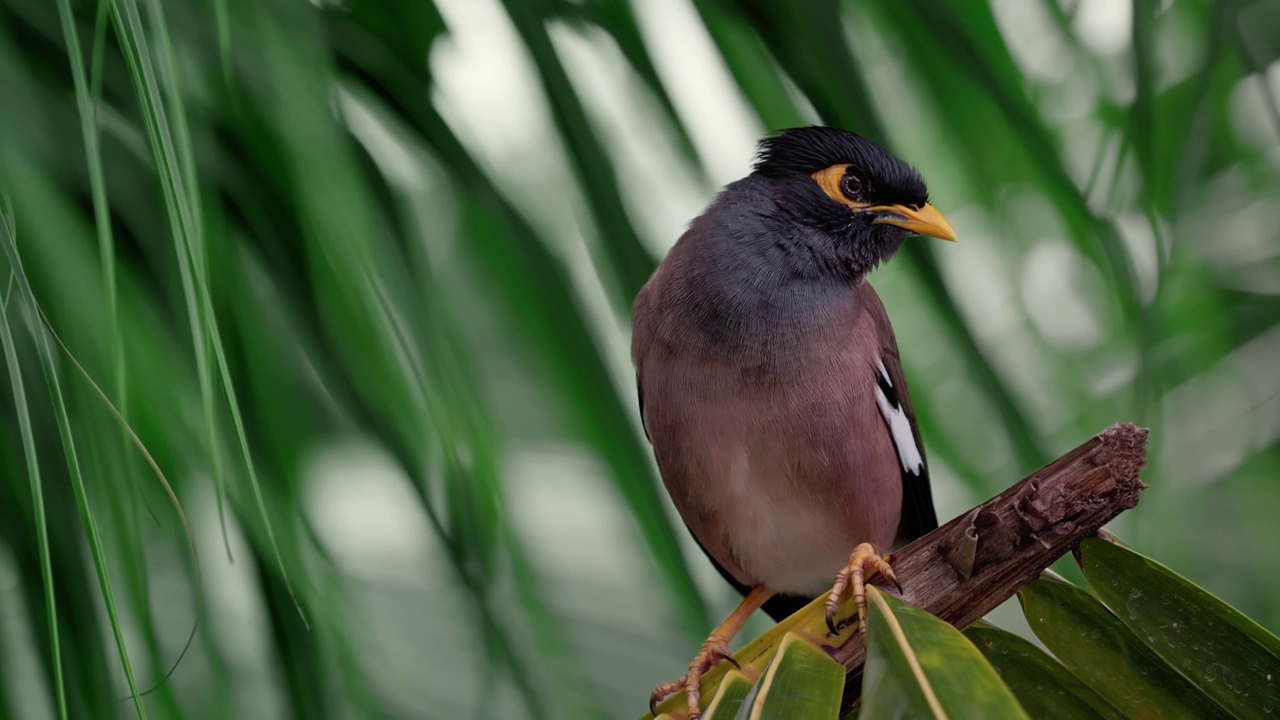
[{"xmin": 0, "ymin": 0, "xmax": 1278, "ymax": 717}]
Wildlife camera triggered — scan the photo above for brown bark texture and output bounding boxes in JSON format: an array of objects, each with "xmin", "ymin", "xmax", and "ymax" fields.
[{"xmin": 830, "ymin": 422, "xmax": 1149, "ymax": 687}]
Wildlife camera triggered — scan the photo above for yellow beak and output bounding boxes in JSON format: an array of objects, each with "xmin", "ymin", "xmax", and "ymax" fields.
[{"xmin": 871, "ymin": 202, "xmax": 957, "ymax": 242}]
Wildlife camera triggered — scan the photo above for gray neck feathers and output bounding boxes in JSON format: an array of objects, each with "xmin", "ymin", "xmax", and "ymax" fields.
[{"xmin": 658, "ymin": 179, "xmax": 863, "ymax": 362}]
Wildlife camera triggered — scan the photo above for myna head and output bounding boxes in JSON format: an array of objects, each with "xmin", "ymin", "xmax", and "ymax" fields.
[{"xmin": 752, "ymin": 126, "xmax": 956, "ymax": 281}]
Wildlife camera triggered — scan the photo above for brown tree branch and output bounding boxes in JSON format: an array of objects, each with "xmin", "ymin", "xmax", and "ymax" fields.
[
  {"xmin": 643, "ymin": 423, "xmax": 1149, "ymax": 719},
  {"xmin": 831, "ymin": 422, "xmax": 1148, "ymax": 697}
]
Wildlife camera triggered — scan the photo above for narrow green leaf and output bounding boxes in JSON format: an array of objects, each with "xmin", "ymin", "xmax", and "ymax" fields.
[
  {"xmin": 687, "ymin": 0, "xmax": 809, "ymax": 130},
  {"xmin": 54, "ymin": 0, "xmax": 124, "ymax": 422},
  {"xmin": 212, "ymin": 0, "xmax": 232, "ymax": 82},
  {"xmin": 500, "ymin": 0, "xmax": 658, "ymax": 308},
  {"xmin": 1019, "ymin": 577, "xmax": 1231, "ymax": 719},
  {"xmin": 110, "ymin": 0, "xmax": 306, "ymax": 621},
  {"xmin": 964, "ymin": 624, "xmax": 1123, "ymax": 720},
  {"xmin": 702, "ymin": 668, "xmax": 755, "ymax": 720},
  {"xmin": 324, "ymin": 46, "xmax": 709, "ymax": 635},
  {"xmin": 572, "ymin": 0, "xmax": 708, "ymax": 169},
  {"xmin": 108, "ymin": 0, "xmax": 234, "ymax": 555},
  {"xmin": 861, "ymin": 587, "xmax": 1028, "ymax": 720},
  {"xmin": 0, "ymin": 205, "xmax": 67, "ymax": 720},
  {"xmin": 1078, "ymin": 537, "xmax": 1280, "ymax": 718},
  {"xmin": 0, "ymin": 247, "xmax": 145, "ymax": 718},
  {"xmin": 739, "ymin": 632, "xmax": 844, "ymax": 720},
  {"xmin": 893, "ymin": 0, "xmax": 1147, "ymax": 327},
  {"xmin": 46, "ymin": 4, "xmax": 152, "ymax": 712}
]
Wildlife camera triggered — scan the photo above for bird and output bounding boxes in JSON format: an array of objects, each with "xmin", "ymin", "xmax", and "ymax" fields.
[{"xmin": 631, "ymin": 126, "xmax": 955, "ymax": 718}]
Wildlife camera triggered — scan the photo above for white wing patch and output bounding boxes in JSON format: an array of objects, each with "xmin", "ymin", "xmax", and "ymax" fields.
[{"xmin": 874, "ymin": 358, "xmax": 924, "ymax": 476}]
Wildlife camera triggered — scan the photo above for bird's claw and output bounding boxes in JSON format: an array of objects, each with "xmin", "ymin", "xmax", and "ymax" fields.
[
  {"xmin": 824, "ymin": 542, "xmax": 898, "ymax": 637},
  {"xmin": 648, "ymin": 638, "xmax": 736, "ymax": 719}
]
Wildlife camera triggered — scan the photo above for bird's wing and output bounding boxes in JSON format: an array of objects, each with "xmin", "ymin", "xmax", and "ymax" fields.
[{"xmin": 859, "ymin": 283, "xmax": 939, "ymax": 547}]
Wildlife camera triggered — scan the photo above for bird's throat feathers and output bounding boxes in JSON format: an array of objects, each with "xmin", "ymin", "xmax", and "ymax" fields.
[
  {"xmin": 766, "ymin": 175, "xmax": 912, "ymax": 283},
  {"xmin": 694, "ymin": 174, "xmax": 904, "ymax": 291},
  {"xmin": 655, "ymin": 186, "xmax": 878, "ymax": 356}
]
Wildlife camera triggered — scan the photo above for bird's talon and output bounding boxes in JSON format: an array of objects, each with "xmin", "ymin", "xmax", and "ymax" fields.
[
  {"xmin": 879, "ymin": 559, "xmax": 904, "ymax": 595},
  {"xmin": 649, "ymin": 639, "xmax": 736, "ymax": 718},
  {"xmin": 650, "ymin": 674, "xmax": 690, "ymax": 715},
  {"xmin": 825, "ymin": 542, "xmax": 896, "ymax": 638},
  {"xmin": 648, "ymin": 586, "xmax": 772, "ymax": 718},
  {"xmin": 713, "ymin": 646, "xmax": 741, "ymax": 670}
]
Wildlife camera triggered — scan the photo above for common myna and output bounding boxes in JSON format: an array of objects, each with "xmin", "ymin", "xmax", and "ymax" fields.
[{"xmin": 631, "ymin": 126, "xmax": 956, "ymax": 718}]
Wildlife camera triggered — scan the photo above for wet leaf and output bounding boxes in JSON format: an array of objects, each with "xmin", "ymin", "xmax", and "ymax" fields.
[
  {"xmin": 1019, "ymin": 577, "xmax": 1230, "ymax": 719},
  {"xmin": 1079, "ymin": 538, "xmax": 1280, "ymax": 719}
]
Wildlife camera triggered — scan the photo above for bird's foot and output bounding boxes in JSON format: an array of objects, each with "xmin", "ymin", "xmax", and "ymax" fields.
[
  {"xmin": 824, "ymin": 542, "xmax": 901, "ymax": 637},
  {"xmin": 648, "ymin": 585, "xmax": 770, "ymax": 717},
  {"xmin": 649, "ymin": 638, "xmax": 740, "ymax": 719}
]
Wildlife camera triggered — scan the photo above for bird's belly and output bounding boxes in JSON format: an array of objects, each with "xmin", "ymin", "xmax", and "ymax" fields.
[
  {"xmin": 723, "ymin": 477, "xmax": 858, "ymax": 596},
  {"xmin": 690, "ymin": 413, "xmax": 901, "ymax": 597},
  {"xmin": 638, "ymin": 311, "xmax": 905, "ymax": 598}
]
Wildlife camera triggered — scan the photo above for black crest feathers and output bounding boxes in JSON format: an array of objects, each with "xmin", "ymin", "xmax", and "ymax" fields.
[{"xmin": 752, "ymin": 126, "xmax": 928, "ymax": 207}]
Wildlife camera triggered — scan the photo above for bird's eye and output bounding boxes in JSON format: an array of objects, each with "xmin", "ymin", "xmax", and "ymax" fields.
[{"xmin": 841, "ymin": 173, "xmax": 864, "ymax": 201}]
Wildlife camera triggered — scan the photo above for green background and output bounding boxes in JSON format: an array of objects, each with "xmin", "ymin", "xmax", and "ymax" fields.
[{"xmin": 0, "ymin": 0, "xmax": 1278, "ymax": 717}]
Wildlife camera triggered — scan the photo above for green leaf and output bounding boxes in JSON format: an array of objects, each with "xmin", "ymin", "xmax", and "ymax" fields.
[
  {"xmin": 644, "ymin": 586, "xmax": 858, "ymax": 718},
  {"xmin": 500, "ymin": 0, "xmax": 659, "ymax": 308},
  {"xmin": 737, "ymin": 632, "xmax": 844, "ymax": 720},
  {"xmin": 570, "ymin": 0, "xmax": 707, "ymax": 169},
  {"xmin": 110, "ymin": 0, "xmax": 306, "ymax": 619},
  {"xmin": 1078, "ymin": 538, "xmax": 1280, "ymax": 718},
  {"xmin": 964, "ymin": 623, "xmax": 1123, "ymax": 720},
  {"xmin": 860, "ymin": 587, "xmax": 1028, "ymax": 720},
  {"xmin": 0, "ymin": 204, "xmax": 67, "ymax": 720},
  {"xmin": 327, "ymin": 25, "xmax": 710, "ymax": 638},
  {"xmin": 4, "ymin": 0, "xmax": 1280, "ymax": 717},
  {"xmin": 1, "ymin": 218, "xmax": 145, "ymax": 718},
  {"xmin": 1019, "ymin": 577, "xmax": 1230, "ymax": 719},
  {"xmin": 702, "ymin": 668, "xmax": 755, "ymax": 720},
  {"xmin": 687, "ymin": 0, "xmax": 809, "ymax": 130}
]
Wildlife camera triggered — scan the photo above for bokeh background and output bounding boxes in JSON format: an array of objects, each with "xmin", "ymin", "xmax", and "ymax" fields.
[{"xmin": 1, "ymin": 0, "xmax": 1278, "ymax": 717}]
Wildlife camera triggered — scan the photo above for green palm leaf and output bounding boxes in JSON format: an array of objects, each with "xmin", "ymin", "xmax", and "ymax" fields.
[
  {"xmin": 861, "ymin": 587, "xmax": 1028, "ymax": 720},
  {"xmin": 1019, "ymin": 576, "xmax": 1230, "ymax": 719},
  {"xmin": 1078, "ymin": 537, "xmax": 1280, "ymax": 718}
]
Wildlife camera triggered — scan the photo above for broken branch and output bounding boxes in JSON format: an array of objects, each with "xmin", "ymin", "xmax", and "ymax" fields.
[{"xmin": 643, "ymin": 423, "xmax": 1149, "ymax": 719}]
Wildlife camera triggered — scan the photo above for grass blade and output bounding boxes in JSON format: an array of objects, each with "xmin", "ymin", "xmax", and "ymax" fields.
[
  {"xmin": 500, "ymin": 0, "xmax": 660, "ymax": 308},
  {"xmin": 109, "ymin": 0, "xmax": 306, "ymax": 619},
  {"xmin": 0, "ymin": 227, "xmax": 145, "ymax": 717},
  {"xmin": 0, "ymin": 204, "xmax": 67, "ymax": 720}
]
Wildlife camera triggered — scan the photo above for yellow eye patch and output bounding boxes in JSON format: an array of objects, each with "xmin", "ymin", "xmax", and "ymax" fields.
[
  {"xmin": 810, "ymin": 163, "xmax": 870, "ymax": 211},
  {"xmin": 810, "ymin": 163, "xmax": 958, "ymax": 240}
]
